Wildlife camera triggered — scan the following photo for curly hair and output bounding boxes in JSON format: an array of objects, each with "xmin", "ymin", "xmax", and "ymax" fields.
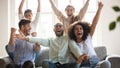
[{"xmin": 68, "ymin": 22, "xmax": 90, "ymax": 42}]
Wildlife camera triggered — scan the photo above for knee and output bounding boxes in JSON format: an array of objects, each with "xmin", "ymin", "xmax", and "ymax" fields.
[
  {"xmin": 99, "ymin": 60, "xmax": 111, "ymax": 68},
  {"xmin": 22, "ymin": 60, "xmax": 34, "ymax": 68},
  {"xmin": 42, "ymin": 61, "xmax": 51, "ymax": 68},
  {"xmin": 6, "ymin": 63, "xmax": 15, "ymax": 68}
]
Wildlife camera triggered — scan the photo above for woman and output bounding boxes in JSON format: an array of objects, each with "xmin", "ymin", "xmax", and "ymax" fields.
[
  {"xmin": 68, "ymin": 2, "xmax": 103, "ymax": 68},
  {"xmin": 49, "ymin": 0, "xmax": 89, "ymax": 33}
]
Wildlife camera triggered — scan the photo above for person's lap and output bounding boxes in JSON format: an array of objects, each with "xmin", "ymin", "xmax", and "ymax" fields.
[
  {"xmin": 6, "ymin": 60, "xmax": 34, "ymax": 68},
  {"xmin": 42, "ymin": 60, "xmax": 79, "ymax": 68}
]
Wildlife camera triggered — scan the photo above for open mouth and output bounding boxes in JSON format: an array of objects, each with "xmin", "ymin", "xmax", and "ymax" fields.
[
  {"xmin": 77, "ymin": 32, "xmax": 82, "ymax": 35},
  {"xmin": 56, "ymin": 30, "xmax": 61, "ymax": 32}
]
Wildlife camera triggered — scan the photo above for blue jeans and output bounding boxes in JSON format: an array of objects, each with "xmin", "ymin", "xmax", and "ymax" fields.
[
  {"xmin": 80, "ymin": 56, "xmax": 100, "ymax": 68},
  {"xmin": 6, "ymin": 61, "xmax": 33, "ymax": 68},
  {"xmin": 42, "ymin": 61, "xmax": 79, "ymax": 68},
  {"xmin": 6, "ymin": 63, "xmax": 21, "ymax": 68}
]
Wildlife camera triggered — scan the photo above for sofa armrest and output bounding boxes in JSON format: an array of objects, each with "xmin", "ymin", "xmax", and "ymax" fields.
[
  {"xmin": 0, "ymin": 57, "xmax": 12, "ymax": 68},
  {"xmin": 97, "ymin": 60, "xmax": 111, "ymax": 68},
  {"xmin": 106, "ymin": 55, "xmax": 120, "ymax": 68}
]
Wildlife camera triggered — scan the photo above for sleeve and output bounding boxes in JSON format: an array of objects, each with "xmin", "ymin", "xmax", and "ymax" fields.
[
  {"xmin": 29, "ymin": 37, "xmax": 50, "ymax": 47},
  {"xmin": 7, "ymin": 39, "xmax": 17, "ymax": 52},
  {"xmin": 31, "ymin": 12, "xmax": 40, "ymax": 32},
  {"xmin": 18, "ymin": 13, "xmax": 24, "ymax": 20},
  {"xmin": 68, "ymin": 39, "xmax": 83, "ymax": 59},
  {"xmin": 7, "ymin": 44, "xmax": 15, "ymax": 53},
  {"xmin": 51, "ymin": 3, "xmax": 66, "ymax": 23}
]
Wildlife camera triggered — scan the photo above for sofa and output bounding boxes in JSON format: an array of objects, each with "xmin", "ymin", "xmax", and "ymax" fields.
[{"xmin": 0, "ymin": 46, "xmax": 120, "ymax": 68}]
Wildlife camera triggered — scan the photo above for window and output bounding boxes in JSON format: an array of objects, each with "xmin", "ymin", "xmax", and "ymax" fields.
[{"xmin": 14, "ymin": 0, "xmax": 99, "ymax": 46}]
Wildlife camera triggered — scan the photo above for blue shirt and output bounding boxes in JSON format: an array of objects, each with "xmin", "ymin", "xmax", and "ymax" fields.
[{"xmin": 7, "ymin": 38, "xmax": 39, "ymax": 65}]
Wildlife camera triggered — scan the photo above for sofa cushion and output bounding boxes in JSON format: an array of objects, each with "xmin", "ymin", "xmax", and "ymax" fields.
[
  {"xmin": 35, "ymin": 47, "xmax": 49, "ymax": 67},
  {"xmin": 94, "ymin": 46, "xmax": 107, "ymax": 61}
]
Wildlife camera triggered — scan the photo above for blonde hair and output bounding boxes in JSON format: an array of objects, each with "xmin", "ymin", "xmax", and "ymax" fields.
[{"xmin": 65, "ymin": 5, "xmax": 75, "ymax": 11}]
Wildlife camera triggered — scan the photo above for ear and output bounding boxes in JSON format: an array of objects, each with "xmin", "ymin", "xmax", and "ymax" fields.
[{"xmin": 21, "ymin": 25, "xmax": 24, "ymax": 30}]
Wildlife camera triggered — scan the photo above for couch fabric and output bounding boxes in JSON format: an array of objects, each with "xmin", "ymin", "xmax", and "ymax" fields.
[{"xmin": 0, "ymin": 46, "xmax": 119, "ymax": 68}]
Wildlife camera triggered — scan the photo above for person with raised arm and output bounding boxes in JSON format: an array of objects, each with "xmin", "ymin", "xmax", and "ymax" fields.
[
  {"xmin": 49, "ymin": 0, "xmax": 90, "ymax": 33},
  {"xmin": 16, "ymin": 22, "xmax": 89, "ymax": 68},
  {"xmin": 6, "ymin": 19, "xmax": 41, "ymax": 68},
  {"xmin": 18, "ymin": 0, "xmax": 41, "ymax": 37},
  {"xmin": 68, "ymin": 2, "xmax": 109, "ymax": 68}
]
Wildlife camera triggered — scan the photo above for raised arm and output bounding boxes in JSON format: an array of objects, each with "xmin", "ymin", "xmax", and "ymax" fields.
[
  {"xmin": 7, "ymin": 28, "xmax": 17, "ymax": 52},
  {"xmin": 18, "ymin": 0, "xmax": 25, "ymax": 14},
  {"xmin": 49, "ymin": 0, "xmax": 65, "ymax": 23},
  {"xmin": 31, "ymin": 0, "xmax": 41, "ymax": 36},
  {"xmin": 37, "ymin": 0, "xmax": 40, "ymax": 12},
  {"xmin": 77, "ymin": 0, "xmax": 90, "ymax": 21},
  {"xmin": 90, "ymin": 2, "xmax": 103, "ymax": 37},
  {"xmin": 8, "ymin": 28, "xmax": 16, "ymax": 46}
]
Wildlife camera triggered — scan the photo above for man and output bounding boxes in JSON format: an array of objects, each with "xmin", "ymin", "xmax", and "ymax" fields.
[
  {"xmin": 18, "ymin": 0, "xmax": 40, "ymax": 37},
  {"xmin": 6, "ymin": 19, "xmax": 41, "ymax": 68},
  {"xmin": 17, "ymin": 23, "xmax": 87, "ymax": 68}
]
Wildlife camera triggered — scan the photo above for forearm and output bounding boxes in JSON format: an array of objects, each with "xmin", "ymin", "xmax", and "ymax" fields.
[
  {"xmin": 50, "ymin": 0, "xmax": 61, "ymax": 17},
  {"xmin": 8, "ymin": 33, "xmax": 15, "ymax": 46},
  {"xmin": 26, "ymin": 37, "xmax": 50, "ymax": 47},
  {"xmin": 37, "ymin": 0, "xmax": 40, "ymax": 12},
  {"xmin": 18, "ymin": 0, "xmax": 25, "ymax": 14},
  {"xmin": 78, "ymin": 0, "xmax": 89, "ymax": 20},
  {"xmin": 90, "ymin": 2, "xmax": 103, "ymax": 37}
]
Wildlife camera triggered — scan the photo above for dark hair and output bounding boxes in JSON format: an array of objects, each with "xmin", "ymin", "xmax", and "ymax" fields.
[
  {"xmin": 68, "ymin": 22, "xmax": 90, "ymax": 41},
  {"xmin": 18, "ymin": 19, "xmax": 31, "ymax": 29},
  {"xmin": 70, "ymin": 16, "xmax": 79, "ymax": 24},
  {"xmin": 24, "ymin": 9, "xmax": 32, "ymax": 15},
  {"xmin": 22, "ymin": 60, "xmax": 33, "ymax": 68}
]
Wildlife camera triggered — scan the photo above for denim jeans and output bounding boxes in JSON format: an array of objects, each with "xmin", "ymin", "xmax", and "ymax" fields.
[
  {"xmin": 42, "ymin": 60, "xmax": 79, "ymax": 68},
  {"xmin": 80, "ymin": 56, "xmax": 100, "ymax": 68},
  {"xmin": 6, "ymin": 61, "xmax": 34, "ymax": 68},
  {"xmin": 6, "ymin": 63, "xmax": 21, "ymax": 68}
]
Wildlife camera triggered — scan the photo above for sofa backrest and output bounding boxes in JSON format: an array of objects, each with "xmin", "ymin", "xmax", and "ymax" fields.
[
  {"xmin": 94, "ymin": 46, "xmax": 107, "ymax": 61},
  {"xmin": 35, "ymin": 47, "xmax": 49, "ymax": 67},
  {"xmin": 35, "ymin": 46, "xmax": 107, "ymax": 67}
]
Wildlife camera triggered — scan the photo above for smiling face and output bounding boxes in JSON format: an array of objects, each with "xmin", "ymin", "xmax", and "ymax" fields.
[
  {"xmin": 22, "ymin": 23, "xmax": 31, "ymax": 36},
  {"xmin": 65, "ymin": 5, "xmax": 75, "ymax": 17},
  {"xmin": 74, "ymin": 24, "xmax": 84, "ymax": 40},
  {"xmin": 54, "ymin": 23, "xmax": 64, "ymax": 37},
  {"xmin": 19, "ymin": 19, "xmax": 31, "ymax": 36},
  {"xmin": 24, "ymin": 12, "xmax": 33, "ymax": 21}
]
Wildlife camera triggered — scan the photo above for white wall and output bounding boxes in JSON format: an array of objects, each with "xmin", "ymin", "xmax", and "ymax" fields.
[
  {"xmin": 0, "ymin": 0, "xmax": 15, "ymax": 57},
  {"xmin": 0, "ymin": 0, "xmax": 9, "ymax": 57},
  {"xmin": 0, "ymin": 0, "xmax": 120, "ymax": 57},
  {"xmin": 100, "ymin": 0, "xmax": 120, "ymax": 55}
]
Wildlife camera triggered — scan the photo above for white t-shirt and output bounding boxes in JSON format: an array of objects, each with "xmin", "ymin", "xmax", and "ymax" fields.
[
  {"xmin": 18, "ymin": 12, "xmax": 40, "ymax": 32},
  {"xmin": 77, "ymin": 34, "xmax": 97, "ymax": 57}
]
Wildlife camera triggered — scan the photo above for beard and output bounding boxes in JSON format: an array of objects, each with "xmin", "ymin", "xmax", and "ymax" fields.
[{"xmin": 55, "ymin": 31, "xmax": 64, "ymax": 37}]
